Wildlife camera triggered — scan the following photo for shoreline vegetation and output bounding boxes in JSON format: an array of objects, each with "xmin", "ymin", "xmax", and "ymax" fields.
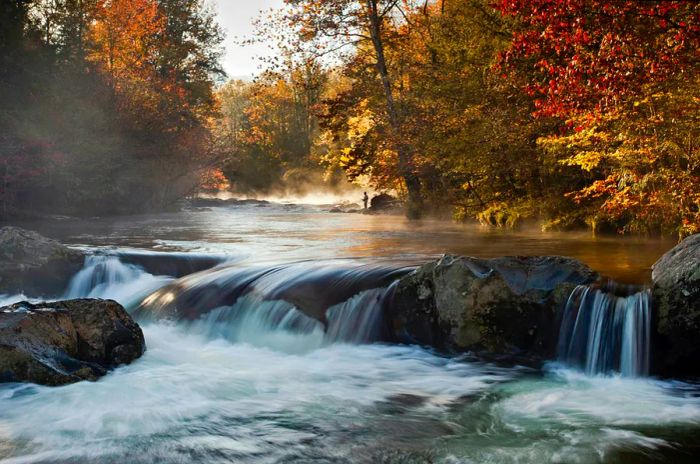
[{"xmin": 1, "ymin": 1, "xmax": 698, "ymax": 237}]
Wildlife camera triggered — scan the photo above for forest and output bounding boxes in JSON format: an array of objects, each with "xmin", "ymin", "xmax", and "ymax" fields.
[{"xmin": 1, "ymin": 0, "xmax": 698, "ymax": 237}]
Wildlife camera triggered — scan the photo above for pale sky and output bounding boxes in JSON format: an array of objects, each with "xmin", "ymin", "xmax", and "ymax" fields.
[{"xmin": 212, "ymin": 0, "xmax": 284, "ymax": 79}]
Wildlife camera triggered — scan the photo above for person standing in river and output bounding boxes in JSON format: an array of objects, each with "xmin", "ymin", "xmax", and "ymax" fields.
[{"xmin": 362, "ymin": 192, "xmax": 369, "ymax": 210}]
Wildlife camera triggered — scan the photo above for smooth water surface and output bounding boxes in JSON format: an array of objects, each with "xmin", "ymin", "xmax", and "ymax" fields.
[{"xmin": 16, "ymin": 201, "xmax": 676, "ymax": 283}]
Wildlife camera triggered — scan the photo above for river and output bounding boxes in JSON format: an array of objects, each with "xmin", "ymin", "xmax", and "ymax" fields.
[{"xmin": 0, "ymin": 201, "xmax": 697, "ymax": 463}]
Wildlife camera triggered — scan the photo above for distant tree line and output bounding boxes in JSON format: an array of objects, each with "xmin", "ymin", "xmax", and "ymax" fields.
[
  {"xmin": 2, "ymin": 0, "xmax": 698, "ymax": 237},
  {"xmin": 227, "ymin": 0, "xmax": 698, "ymax": 236},
  {"xmin": 0, "ymin": 0, "xmax": 224, "ymax": 218}
]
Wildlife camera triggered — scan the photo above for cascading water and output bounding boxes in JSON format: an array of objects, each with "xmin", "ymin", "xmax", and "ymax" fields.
[
  {"xmin": 136, "ymin": 260, "xmax": 414, "ymax": 348},
  {"xmin": 325, "ymin": 285, "xmax": 394, "ymax": 344},
  {"xmin": 63, "ymin": 255, "xmax": 173, "ymax": 308},
  {"xmin": 3, "ymin": 236, "xmax": 700, "ymax": 463},
  {"xmin": 557, "ymin": 284, "xmax": 652, "ymax": 377}
]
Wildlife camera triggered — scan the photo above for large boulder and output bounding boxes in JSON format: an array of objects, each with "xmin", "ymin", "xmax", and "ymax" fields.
[
  {"xmin": 364, "ymin": 193, "xmax": 402, "ymax": 215},
  {"xmin": 386, "ymin": 255, "xmax": 598, "ymax": 357},
  {"xmin": 0, "ymin": 227, "xmax": 84, "ymax": 296},
  {"xmin": 652, "ymin": 234, "xmax": 700, "ymax": 377},
  {"xmin": 0, "ymin": 299, "xmax": 145, "ymax": 385}
]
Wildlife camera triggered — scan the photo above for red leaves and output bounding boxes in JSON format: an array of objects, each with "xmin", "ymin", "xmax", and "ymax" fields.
[{"xmin": 496, "ymin": 0, "xmax": 700, "ymax": 119}]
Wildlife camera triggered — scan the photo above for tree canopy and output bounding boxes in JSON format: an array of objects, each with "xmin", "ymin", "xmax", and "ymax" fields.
[
  {"xmin": 0, "ymin": 0, "xmax": 223, "ymax": 217},
  {"xmin": 238, "ymin": 0, "xmax": 698, "ymax": 236},
  {"xmin": 2, "ymin": 0, "xmax": 697, "ymax": 237}
]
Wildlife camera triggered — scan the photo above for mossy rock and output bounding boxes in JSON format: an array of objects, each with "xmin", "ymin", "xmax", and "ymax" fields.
[{"xmin": 386, "ymin": 255, "xmax": 598, "ymax": 358}]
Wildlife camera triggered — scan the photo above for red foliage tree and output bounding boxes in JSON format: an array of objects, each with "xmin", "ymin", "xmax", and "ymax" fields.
[{"xmin": 497, "ymin": 0, "xmax": 700, "ymax": 118}]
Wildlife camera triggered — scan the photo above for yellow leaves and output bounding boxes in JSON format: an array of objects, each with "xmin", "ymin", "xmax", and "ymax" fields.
[
  {"xmin": 561, "ymin": 151, "xmax": 605, "ymax": 172},
  {"xmin": 346, "ymin": 111, "xmax": 374, "ymax": 140},
  {"xmin": 339, "ymin": 149, "xmax": 352, "ymax": 165}
]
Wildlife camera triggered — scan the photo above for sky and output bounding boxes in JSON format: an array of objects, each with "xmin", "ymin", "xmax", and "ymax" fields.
[{"xmin": 212, "ymin": 0, "xmax": 284, "ymax": 79}]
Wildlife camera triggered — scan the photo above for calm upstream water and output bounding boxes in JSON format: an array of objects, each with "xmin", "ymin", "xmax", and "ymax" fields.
[
  {"xmin": 14, "ymin": 199, "xmax": 677, "ymax": 283},
  {"xmin": 1, "ymin": 201, "xmax": 698, "ymax": 463}
]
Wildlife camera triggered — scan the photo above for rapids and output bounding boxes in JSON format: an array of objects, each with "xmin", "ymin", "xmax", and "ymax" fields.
[{"xmin": 1, "ymin": 201, "xmax": 698, "ymax": 463}]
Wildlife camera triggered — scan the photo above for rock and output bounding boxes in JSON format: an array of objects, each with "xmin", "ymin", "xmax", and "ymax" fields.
[
  {"xmin": 328, "ymin": 207, "xmax": 343, "ymax": 213},
  {"xmin": 0, "ymin": 227, "xmax": 84, "ymax": 296},
  {"xmin": 115, "ymin": 251, "xmax": 225, "ymax": 278},
  {"xmin": 651, "ymin": 234, "xmax": 700, "ymax": 377},
  {"xmin": 386, "ymin": 255, "xmax": 598, "ymax": 357},
  {"xmin": 367, "ymin": 193, "xmax": 403, "ymax": 215},
  {"xmin": 0, "ymin": 299, "xmax": 145, "ymax": 385},
  {"xmin": 189, "ymin": 198, "xmax": 269, "ymax": 208}
]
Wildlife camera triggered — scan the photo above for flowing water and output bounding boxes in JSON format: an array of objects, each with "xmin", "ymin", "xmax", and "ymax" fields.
[
  {"xmin": 1, "ymin": 201, "xmax": 698, "ymax": 463},
  {"xmin": 558, "ymin": 285, "xmax": 652, "ymax": 377}
]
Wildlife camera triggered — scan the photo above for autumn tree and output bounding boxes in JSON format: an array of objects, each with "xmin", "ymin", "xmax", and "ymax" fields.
[
  {"xmin": 497, "ymin": 0, "xmax": 700, "ymax": 236},
  {"xmin": 272, "ymin": 0, "xmax": 425, "ymax": 217},
  {"xmin": 216, "ymin": 60, "xmax": 330, "ymax": 195},
  {"xmin": 391, "ymin": 0, "xmax": 545, "ymax": 223},
  {"xmin": 0, "ymin": 0, "xmax": 225, "ymax": 218}
]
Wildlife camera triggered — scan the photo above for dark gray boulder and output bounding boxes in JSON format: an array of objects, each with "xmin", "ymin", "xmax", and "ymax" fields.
[
  {"xmin": 386, "ymin": 255, "xmax": 598, "ymax": 357},
  {"xmin": 363, "ymin": 193, "xmax": 402, "ymax": 215},
  {"xmin": 0, "ymin": 299, "xmax": 145, "ymax": 385},
  {"xmin": 0, "ymin": 227, "xmax": 84, "ymax": 296},
  {"xmin": 652, "ymin": 234, "xmax": 700, "ymax": 377},
  {"xmin": 115, "ymin": 251, "xmax": 225, "ymax": 278}
]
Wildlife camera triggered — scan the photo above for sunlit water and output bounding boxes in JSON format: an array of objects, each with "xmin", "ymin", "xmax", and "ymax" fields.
[
  {"xmin": 1, "ymin": 201, "xmax": 698, "ymax": 463},
  {"xmin": 15, "ymin": 201, "xmax": 676, "ymax": 283}
]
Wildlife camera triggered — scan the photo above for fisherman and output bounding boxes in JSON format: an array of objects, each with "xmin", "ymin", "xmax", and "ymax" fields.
[{"xmin": 362, "ymin": 192, "xmax": 369, "ymax": 210}]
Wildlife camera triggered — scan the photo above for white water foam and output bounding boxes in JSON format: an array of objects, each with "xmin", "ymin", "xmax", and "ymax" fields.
[
  {"xmin": 63, "ymin": 255, "xmax": 172, "ymax": 309},
  {"xmin": 0, "ymin": 323, "xmax": 511, "ymax": 463}
]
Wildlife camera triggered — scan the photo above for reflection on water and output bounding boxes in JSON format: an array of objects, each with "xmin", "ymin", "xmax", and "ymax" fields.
[{"xmin": 15, "ymin": 202, "xmax": 676, "ymax": 283}]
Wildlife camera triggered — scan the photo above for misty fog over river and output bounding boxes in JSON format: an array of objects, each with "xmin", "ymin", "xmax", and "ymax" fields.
[
  {"xmin": 15, "ymin": 200, "xmax": 677, "ymax": 284},
  {"xmin": 1, "ymin": 201, "xmax": 698, "ymax": 464}
]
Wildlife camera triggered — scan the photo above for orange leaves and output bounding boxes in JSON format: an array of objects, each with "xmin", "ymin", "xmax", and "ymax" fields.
[
  {"xmin": 89, "ymin": 0, "xmax": 163, "ymax": 82},
  {"xmin": 199, "ymin": 168, "xmax": 230, "ymax": 192},
  {"xmin": 88, "ymin": 0, "xmax": 168, "ymax": 125},
  {"xmin": 86, "ymin": 0, "xmax": 200, "ymax": 133}
]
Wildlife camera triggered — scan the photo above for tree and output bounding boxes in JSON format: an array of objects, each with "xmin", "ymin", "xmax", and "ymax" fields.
[
  {"xmin": 497, "ymin": 0, "xmax": 700, "ymax": 236},
  {"xmin": 0, "ymin": 0, "xmax": 225, "ymax": 218},
  {"xmin": 274, "ymin": 0, "xmax": 425, "ymax": 217},
  {"xmin": 216, "ymin": 61, "xmax": 330, "ymax": 195}
]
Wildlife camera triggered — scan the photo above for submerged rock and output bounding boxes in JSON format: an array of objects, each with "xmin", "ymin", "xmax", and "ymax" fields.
[
  {"xmin": 652, "ymin": 233, "xmax": 700, "ymax": 377},
  {"xmin": 115, "ymin": 251, "xmax": 225, "ymax": 278},
  {"xmin": 0, "ymin": 299, "xmax": 145, "ymax": 385},
  {"xmin": 0, "ymin": 226, "xmax": 84, "ymax": 296},
  {"xmin": 386, "ymin": 255, "xmax": 598, "ymax": 357}
]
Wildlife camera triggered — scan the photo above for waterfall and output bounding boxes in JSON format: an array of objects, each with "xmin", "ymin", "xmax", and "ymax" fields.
[
  {"xmin": 557, "ymin": 284, "xmax": 652, "ymax": 377},
  {"xmin": 64, "ymin": 255, "xmax": 172, "ymax": 309},
  {"xmin": 136, "ymin": 260, "xmax": 414, "ymax": 347},
  {"xmin": 177, "ymin": 286, "xmax": 394, "ymax": 352},
  {"xmin": 325, "ymin": 286, "xmax": 392, "ymax": 344}
]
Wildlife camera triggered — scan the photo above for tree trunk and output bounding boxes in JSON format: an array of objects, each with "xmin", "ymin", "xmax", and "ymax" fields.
[{"xmin": 365, "ymin": 0, "xmax": 422, "ymax": 218}]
